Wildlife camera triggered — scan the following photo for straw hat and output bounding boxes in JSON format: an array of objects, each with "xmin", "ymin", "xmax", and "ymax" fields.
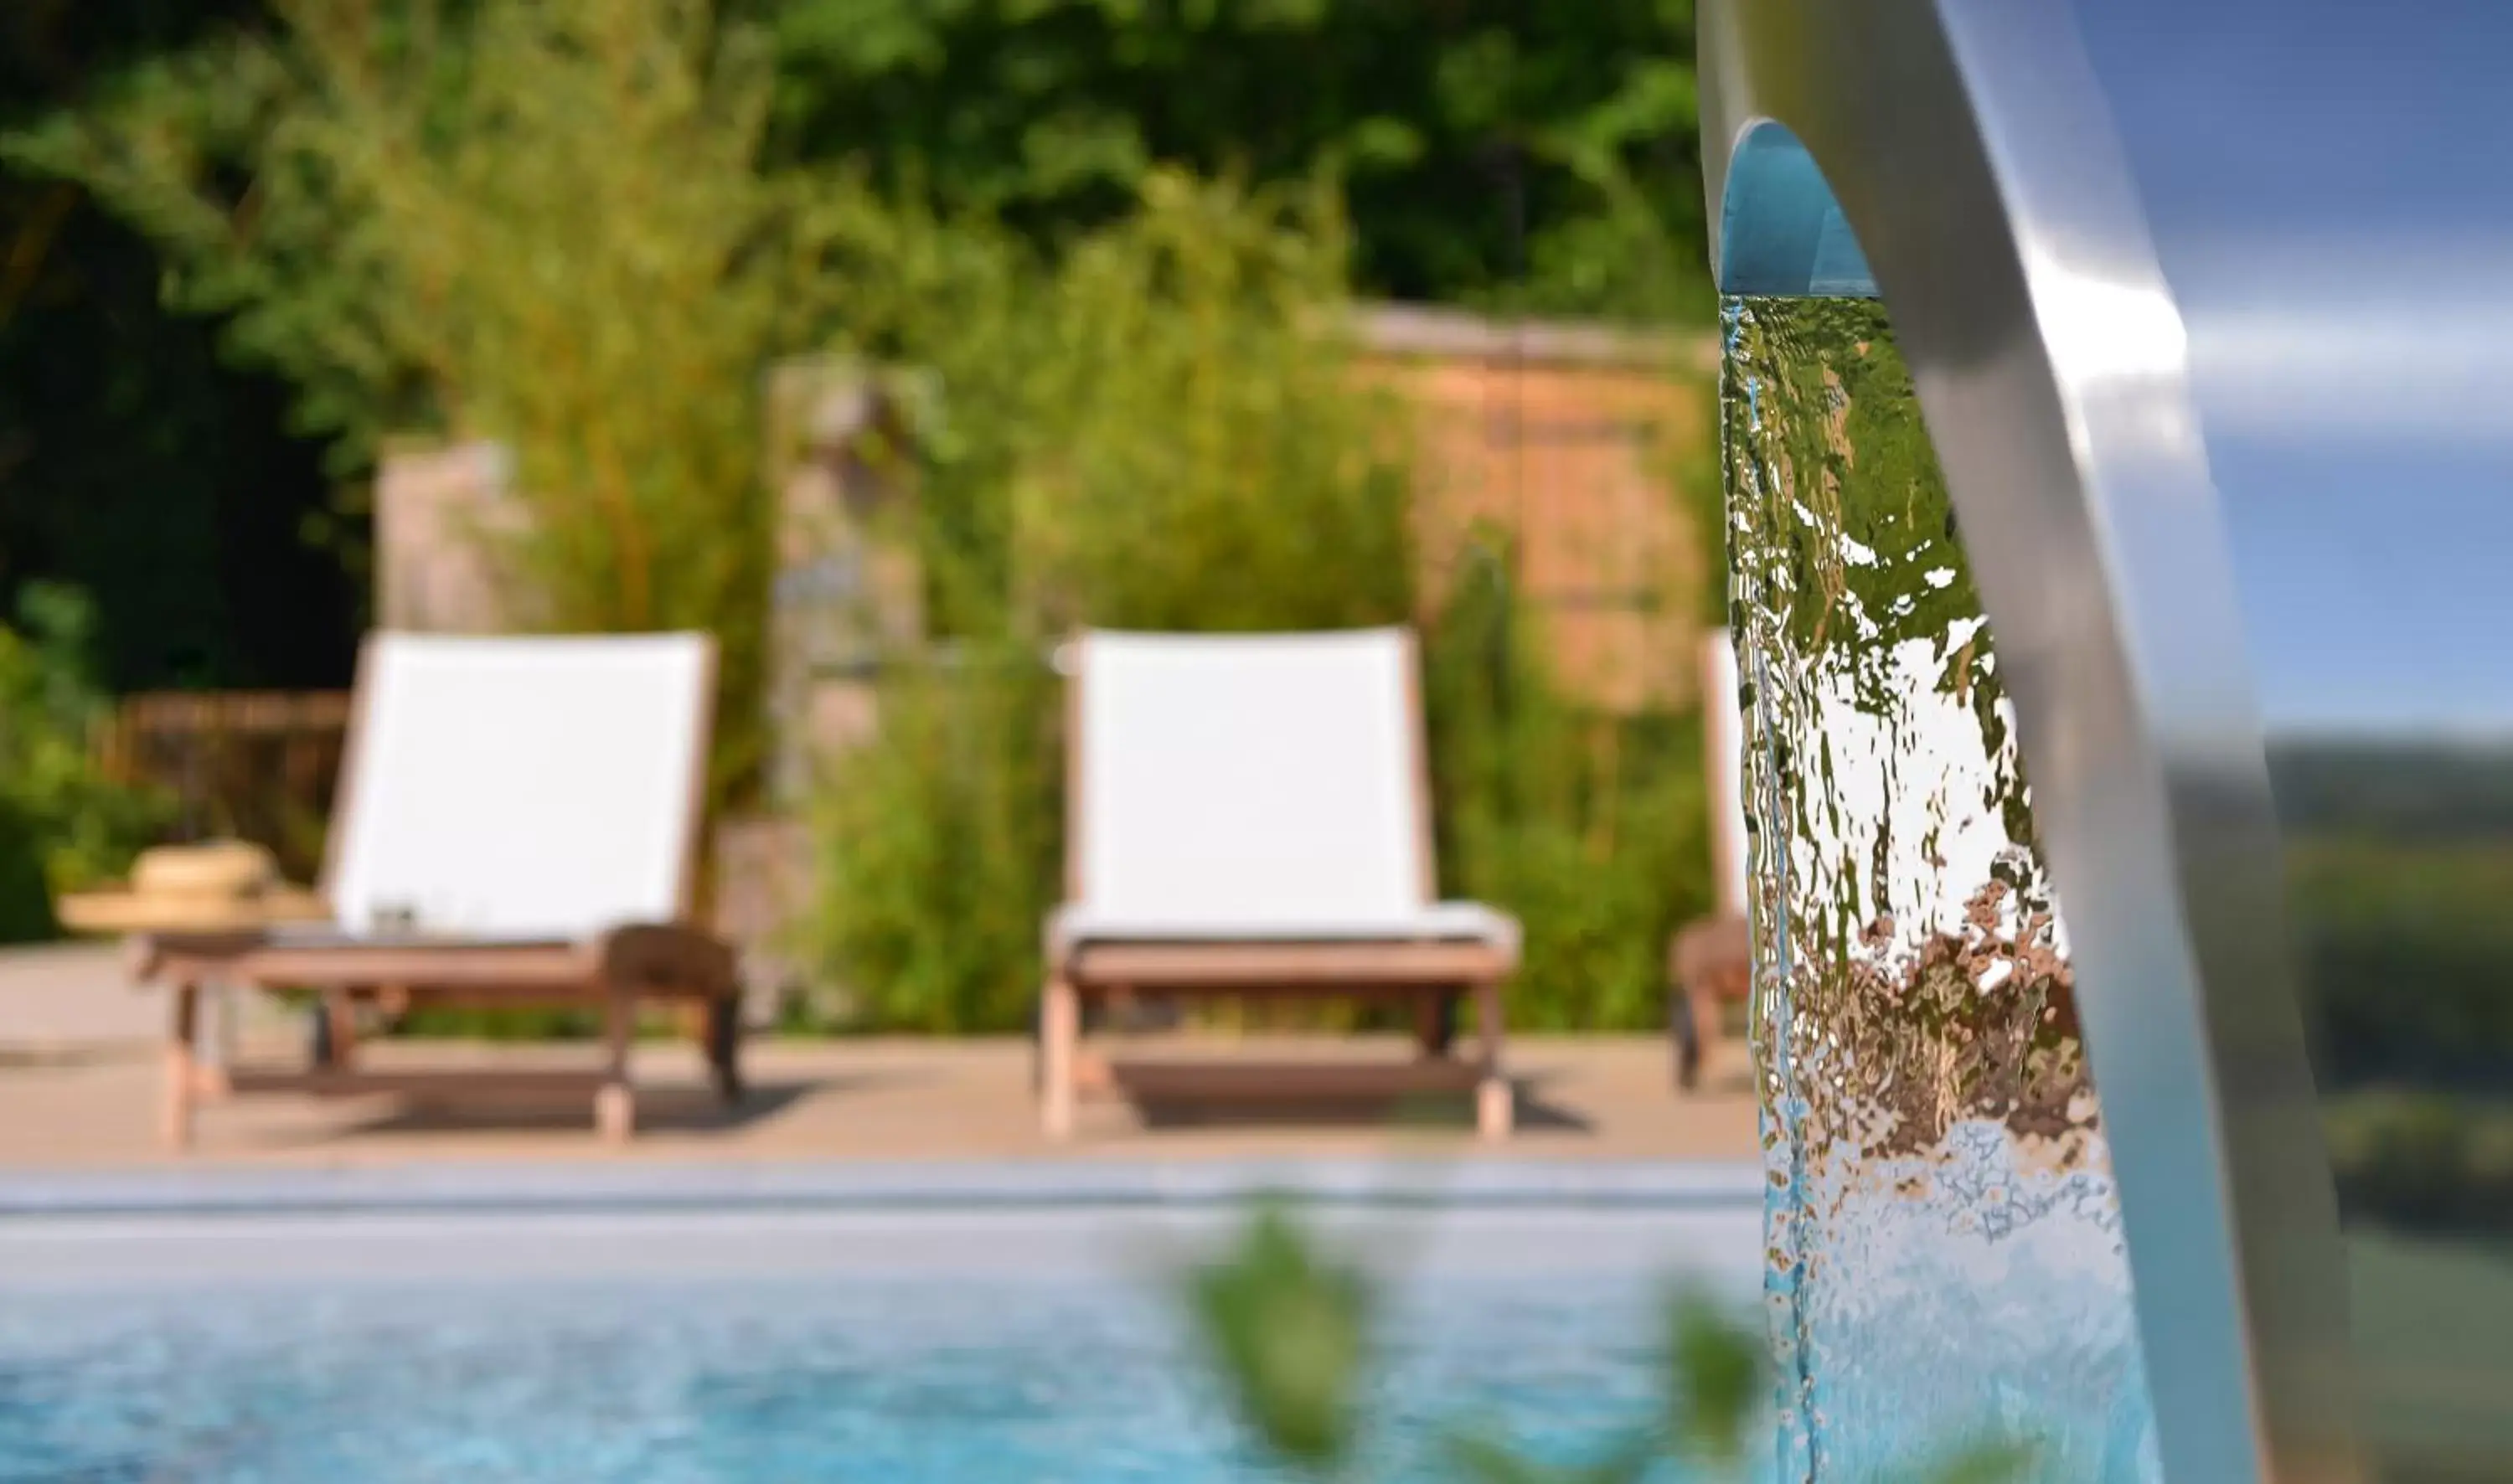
[{"xmin": 56, "ymin": 839, "xmax": 330, "ymax": 935}]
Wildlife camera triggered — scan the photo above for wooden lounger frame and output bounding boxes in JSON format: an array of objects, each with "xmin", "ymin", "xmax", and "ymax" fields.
[
  {"xmin": 134, "ymin": 636, "xmax": 741, "ymax": 1149},
  {"xmin": 1040, "ymin": 631, "xmax": 1515, "ymax": 1141}
]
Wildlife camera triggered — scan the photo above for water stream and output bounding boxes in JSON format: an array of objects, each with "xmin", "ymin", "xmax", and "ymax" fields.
[{"xmin": 1723, "ymin": 296, "xmax": 2160, "ymax": 1482}]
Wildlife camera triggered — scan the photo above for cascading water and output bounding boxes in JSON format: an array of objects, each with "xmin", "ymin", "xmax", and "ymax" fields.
[{"xmin": 1723, "ymin": 296, "xmax": 2161, "ymax": 1481}]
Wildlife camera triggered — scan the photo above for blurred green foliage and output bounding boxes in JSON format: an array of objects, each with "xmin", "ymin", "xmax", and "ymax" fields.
[
  {"xmin": 797, "ymin": 173, "xmax": 1711, "ymax": 1033},
  {"xmin": 1182, "ymin": 1198, "xmax": 2036, "ymax": 1484},
  {"xmin": 838, "ymin": 167, "xmax": 1421, "ymax": 640},
  {"xmin": 2324, "ymin": 1086, "xmax": 2513, "ymax": 1237},
  {"xmin": 0, "ymin": 2, "xmax": 351, "ymax": 693},
  {"xmin": 0, "ymin": 583, "xmax": 168, "ymax": 941},
  {"xmin": 2276, "ymin": 742, "xmax": 2513, "ymax": 1239},
  {"xmin": 761, "ymin": 0, "xmax": 1711, "ymax": 323},
  {"xmin": 2289, "ymin": 835, "xmax": 2513, "ymax": 1088},
  {"xmin": 803, "ymin": 643, "xmax": 1064, "ymax": 1033},
  {"xmin": 1427, "ymin": 554, "xmax": 1711, "ymax": 1032},
  {"xmin": 3, "ymin": 0, "xmax": 1707, "ymax": 700},
  {"xmin": 1187, "ymin": 1200, "xmax": 1375, "ymax": 1475},
  {"xmin": 7, "ymin": 0, "xmax": 924, "ymax": 804}
]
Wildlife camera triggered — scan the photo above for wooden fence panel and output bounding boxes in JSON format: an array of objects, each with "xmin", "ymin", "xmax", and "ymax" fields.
[
  {"xmin": 94, "ymin": 692, "xmax": 353, "ymax": 882},
  {"xmin": 1358, "ymin": 308, "xmax": 1718, "ymax": 715}
]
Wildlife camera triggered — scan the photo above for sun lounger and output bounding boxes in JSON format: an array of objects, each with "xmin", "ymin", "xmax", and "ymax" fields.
[
  {"xmin": 1040, "ymin": 628, "xmax": 1520, "ymax": 1140},
  {"xmin": 129, "ymin": 633, "xmax": 738, "ymax": 1146}
]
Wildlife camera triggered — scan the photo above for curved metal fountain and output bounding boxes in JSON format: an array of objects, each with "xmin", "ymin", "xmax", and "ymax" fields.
[{"xmin": 1703, "ymin": 3, "xmax": 2513, "ymax": 1481}]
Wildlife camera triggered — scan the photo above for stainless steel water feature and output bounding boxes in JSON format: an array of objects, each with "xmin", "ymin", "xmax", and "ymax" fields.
[{"xmin": 1704, "ymin": 2, "xmax": 2513, "ymax": 1481}]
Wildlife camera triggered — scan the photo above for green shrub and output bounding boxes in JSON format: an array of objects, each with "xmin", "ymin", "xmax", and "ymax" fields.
[
  {"xmin": 0, "ymin": 584, "xmax": 167, "ymax": 942},
  {"xmin": 2281, "ymin": 813, "xmax": 2513, "ymax": 1088},
  {"xmin": 5, "ymin": 0, "xmax": 900, "ymax": 809},
  {"xmin": 2325, "ymin": 1088, "xmax": 2513, "ymax": 1236},
  {"xmin": 0, "ymin": 797, "xmax": 58, "ymax": 946},
  {"xmin": 802, "ymin": 645, "xmax": 1061, "ymax": 1033},
  {"xmin": 1426, "ymin": 545, "xmax": 1711, "ymax": 1033},
  {"xmin": 993, "ymin": 170, "xmax": 1415, "ymax": 636}
]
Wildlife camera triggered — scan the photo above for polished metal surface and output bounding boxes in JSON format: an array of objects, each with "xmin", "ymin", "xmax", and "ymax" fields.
[
  {"xmin": 2063, "ymin": 50, "xmax": 2513, "ymax": 1479},
  {"xmin": 1695, "ymin": 0, "xmax": 2513, "ymax": 1478}
]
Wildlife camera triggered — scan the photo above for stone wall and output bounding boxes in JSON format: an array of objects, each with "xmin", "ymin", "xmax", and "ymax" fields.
[
  {"xmin": 373, "ymin": 441, "xmax": 529, "ymax": 634},
  {"xmin": 761, "ymin": 358, "xmax": 922, "ymax": 811}
]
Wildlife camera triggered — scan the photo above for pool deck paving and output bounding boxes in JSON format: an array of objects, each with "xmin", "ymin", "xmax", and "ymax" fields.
[{"xmin": 0, "ymin": 944, "xmax": 1758, "ymax": 1171}]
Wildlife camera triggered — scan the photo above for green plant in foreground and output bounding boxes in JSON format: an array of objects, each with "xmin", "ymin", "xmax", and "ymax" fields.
[
  {"xmin": 1186, "ymin": 1201, "xmax": 1375, "ymax": 1476},
  {"xmin": 1183, "ymin": 1200, "xmax": 2041, "ymax": 1484}
]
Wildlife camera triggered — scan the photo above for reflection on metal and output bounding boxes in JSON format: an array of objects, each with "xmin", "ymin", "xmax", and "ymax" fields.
[
  {"xmin": 1728, "ymin": 297, "xmax": 2154, "ymax": 1476},
  {"xmin": 2269, "ymin": 743, "xmax": 2513, "ymax": 1482},
  {"xmin": 1690, "ymin": 0, "xmax": 2513, "ymax": 1479}
]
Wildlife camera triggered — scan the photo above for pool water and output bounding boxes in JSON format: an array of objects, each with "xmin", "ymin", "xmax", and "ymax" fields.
[{"xmin": 0, "ymin": 1275, "xmax": 1695, "ymax": 1483}]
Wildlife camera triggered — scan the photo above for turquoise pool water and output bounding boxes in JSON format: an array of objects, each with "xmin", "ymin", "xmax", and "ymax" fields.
[{"xmin": 0, "ymin": 1274, "xmax": 1697, "ymax": 1482}]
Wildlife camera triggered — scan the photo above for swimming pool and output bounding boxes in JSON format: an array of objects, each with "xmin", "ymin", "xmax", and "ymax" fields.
[{"xmin": 0, "ymin": 1162, "xmax": 1763, "ymax": 1483}]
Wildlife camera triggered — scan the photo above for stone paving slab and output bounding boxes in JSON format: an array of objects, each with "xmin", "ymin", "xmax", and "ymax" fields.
[
  {"xmin": 0, "ymin": 941, "xmax": 304, "ymax": 1053},
  {"xmin": 0, "ymin": 940, "xmax": 1758, "ymax": 1172},
  {"xmin": 0, "ymin": 942, "xmax": 155, "ymax": 1049},
  {"xmin": 0, "ymin": 1030, "xmax": 1758, "ymax": 1170}
]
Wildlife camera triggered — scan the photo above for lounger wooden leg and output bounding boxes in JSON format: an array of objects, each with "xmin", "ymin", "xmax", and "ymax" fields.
[
  {"xmin": 192, "ymin": 1059, "xmax": 233, "ymax": 1100},
  {"xmin": 163, "ymin": 982, "xmax": 199, "ymax": 1150},
  {"xmin": 1685, "ymin": 982, "xmax": 1723, "ymax": 1091},
  {"xmin": 190, "ymin": 981, "xmax": 235, "ymax": 1100},
  {"xmin": 1041, "ymin": 975, "xmax": 1079, "ymax": 1141},
  {"xmin": 1670, "ymin": 986, "xmax": 1700, "ymax": 1090},
  {"xmin": 704, "ymin": 995, "xmax": 745, "ymax": 1105},
  {"xmin": 1473, "ymin": 978, "xmax": 1512, "ymax": 1140},
  {"xmin": 1413, "ymin": 993, "xmax": 1443, "ymax": 1059},
  {"xmin": 1413, "ymin": 991, "xmax": 1458, "ymax": 1059},
  {"xmin": 596, "ymin": 986, "xmax": 636, "ymax": 1142},
  {"xmin": 323, "ymin": 992, "xmax": 360, "ymax": 1072}
]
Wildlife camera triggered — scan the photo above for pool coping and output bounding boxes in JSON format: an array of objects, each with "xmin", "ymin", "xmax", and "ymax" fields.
[{"xmin": 0, "ymin": 1157, "xmax": 1766, "ymax": 1219}]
